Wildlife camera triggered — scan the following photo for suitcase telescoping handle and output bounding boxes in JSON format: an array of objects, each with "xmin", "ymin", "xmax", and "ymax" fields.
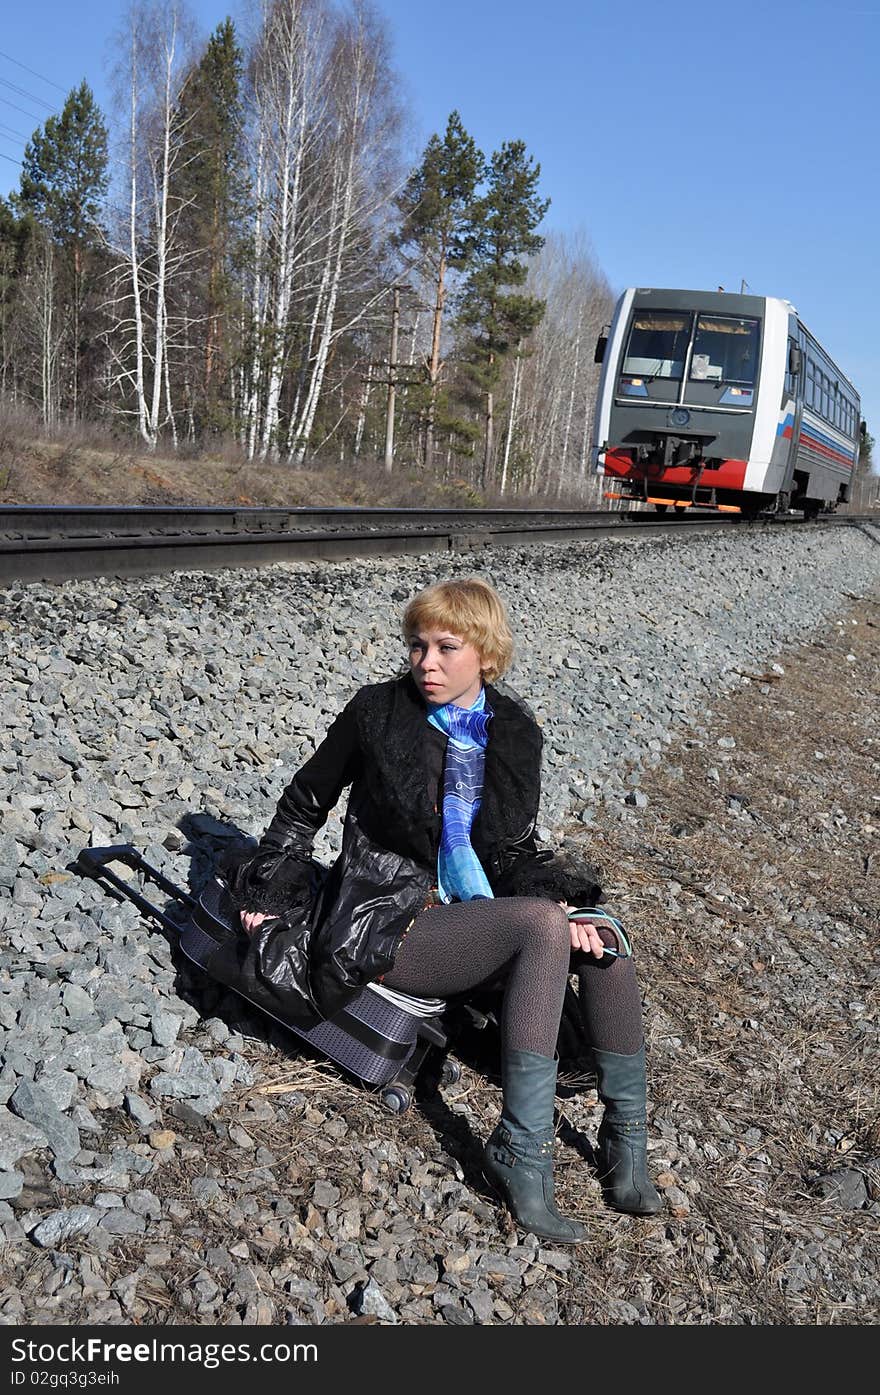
[{"xmin": 76, "ymin": 843, "xmax": 196, "ymax": 936}]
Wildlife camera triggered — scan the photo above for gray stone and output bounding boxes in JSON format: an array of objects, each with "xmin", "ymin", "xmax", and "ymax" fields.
[
  {"xmin": 85, "ymin": 1061, "xmax": 128, "ymax": 1096},
  {"xmin": 816, "ymin": 1170, "xmax": 869, "ymax": 1210},
  {"xmin": 125, "ymin": 1190, "xmax": 162, "ymax": 1219},
  {"xmin": 124, "ymin": 1093, "xmax": 157, "ymax": 1130},
  {"xmin": 348, "ymin": 1278, "xmax": 398, "ymax": 1324},
  {"xmin": 313, "ymin": 1179, "xmax": 341, "ymax": 1208},
  {"xmin": 33, "ymin": 1069, "xmax": 78, "ymax": 1112},
  {"xmin": 0, "ymin": 1104, "xmax": 50, "ymax": 1169},
  {"xmin": 148, "ymin": 1074, "xmax": 222, "ymax": 1108},
  {"xmin": 150, "ymin": 1010, "xmax": 181, "ymax": 1048},
  {"xmin": 97, "ymin": 1210, "xmax": 147, "ymax": 1236},
  {"xmin": 31, "ymin": 1206, "xmax": 102, "ymax": 1248},
  {"xmin": 191, "ymin": 1178, "xmax": 224, "ymax": 1204},
  {"xmin": 61, "ymin": 983, "xmax": 99, "ymax": 1027},
  {"xmin": 70, "ymin": 1103, "xmax": 103, "ymax": 1135},
  {"xmin": 0, "ymin": 1171, "xmax": 24, "ymax": 1200}
]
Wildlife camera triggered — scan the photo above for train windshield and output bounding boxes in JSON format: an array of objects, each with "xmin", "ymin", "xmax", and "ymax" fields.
[
  {"xmin": 622, "ymin": 312, "xmax": 691, "ymax": 379},
  {"xmin": 689, "ymin": 315, "xmax": 760, "ymax": 386}
]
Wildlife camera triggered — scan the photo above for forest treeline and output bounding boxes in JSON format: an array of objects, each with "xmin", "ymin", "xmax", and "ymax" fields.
[{"xmin": 0, "ymin": 0, "xmax": 615, "ymax": 500}]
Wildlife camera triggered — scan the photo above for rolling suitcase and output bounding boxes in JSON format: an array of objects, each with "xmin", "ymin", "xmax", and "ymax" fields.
[{"xmin": 75, "ymin": 844, "xmax": 460, "ymax": 1113}]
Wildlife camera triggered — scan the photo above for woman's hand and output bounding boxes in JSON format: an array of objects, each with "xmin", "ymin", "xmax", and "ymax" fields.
[
  {"xmin": 240, "ymin": 910, "xmax": 272, "ymax": 936},
  {"xmin": 559, "ymin": 901, "xmax": 606, "ymax": 960}
]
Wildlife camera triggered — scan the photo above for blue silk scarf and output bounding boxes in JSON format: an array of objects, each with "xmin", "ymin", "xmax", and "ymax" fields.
[{"xmin": 427, "ymin": 689, "xmax": 494, "ymax": 903}]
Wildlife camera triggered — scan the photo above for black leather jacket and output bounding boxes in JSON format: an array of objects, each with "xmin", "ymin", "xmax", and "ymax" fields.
[{"xmin": 215, "ymin": 673, "xmax": 602, "ymax": 1027}]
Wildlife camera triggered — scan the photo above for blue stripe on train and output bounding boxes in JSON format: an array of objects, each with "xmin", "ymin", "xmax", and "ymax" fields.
[{"xmin": 800, "ymin": 421, "xmax": 857, "ymax": 463}]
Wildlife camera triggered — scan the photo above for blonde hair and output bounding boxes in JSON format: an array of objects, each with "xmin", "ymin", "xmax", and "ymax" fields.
[{"xmin": 401, "ymin": 578, "xmax": 514, "ymax": 683}]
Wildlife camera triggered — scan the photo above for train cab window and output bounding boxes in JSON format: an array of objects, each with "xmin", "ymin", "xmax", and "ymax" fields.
[
  {"xmin": 622, "ymin": 311, "xmax": 691, "ymax": 379},
  {"xmin": 689, "ymin": 315, "xmax": 759, "ymax": 385}
]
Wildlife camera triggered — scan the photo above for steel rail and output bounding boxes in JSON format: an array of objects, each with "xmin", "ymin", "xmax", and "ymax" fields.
[
  {"xmin": 1, "ymin": 506, "xmax": 877, "ymax": 586},
  {"xmin": 0, "ymin": 504, "xmax": 765, "ymax": 537}
]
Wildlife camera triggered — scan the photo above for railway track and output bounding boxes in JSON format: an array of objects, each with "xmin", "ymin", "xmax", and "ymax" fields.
[{"xmin": 1, "ymin": 505, "xmax": 877, "ymax": 585}]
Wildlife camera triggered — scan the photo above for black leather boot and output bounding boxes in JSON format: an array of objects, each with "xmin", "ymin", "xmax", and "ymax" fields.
[
  {"xmin": 483, "ymin": 1048, "xmax": 587, "ymax": 1244},
  {"xmin": 593, "ymin": 1043, "xmax": 663, "ymax": 1215}
]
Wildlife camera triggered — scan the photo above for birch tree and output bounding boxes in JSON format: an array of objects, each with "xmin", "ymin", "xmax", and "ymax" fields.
[
  {"xmin": 107, "ymin": 0, "xmax": 196, "ymax": 446},
  {"xmin": 246, "ymin": 0, "xmax": 329, "ymax": 458},
  {"xmin": 288, "ymin": 0, "xmax": 402, "ymax": 463},
  {"xmin": 513, "ymin": 231, "xmax": 614, "ymax": 501}
]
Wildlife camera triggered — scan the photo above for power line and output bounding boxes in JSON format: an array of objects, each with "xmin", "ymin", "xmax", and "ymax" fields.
[
  {"xmin": 0, "ymin": 121, "xmax": 28, "ymax": 141},
  {"xmin": 0, "ymin": 75, "xmax": 54, "ymax": 112},
  {"xmin": 0, "ymin": 150, "xmax": 21, "ymax": 167},
  {"xmin": 0, "ymin": 95, "xmax": 42, "ymax": 126},
  {"xmin": 0, "ymin": 48, "xmax": 66, "ymax": 95}
]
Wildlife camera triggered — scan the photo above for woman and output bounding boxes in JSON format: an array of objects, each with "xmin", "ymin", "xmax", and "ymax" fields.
[{"xmin": 232, "ymin": 578, "xmax": 661, "ymax": 1243}]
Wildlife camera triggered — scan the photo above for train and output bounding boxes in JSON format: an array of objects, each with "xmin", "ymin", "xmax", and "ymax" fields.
[{"xmin": 591, "ymin": 287, "xmax": 862, "ymax": 518}]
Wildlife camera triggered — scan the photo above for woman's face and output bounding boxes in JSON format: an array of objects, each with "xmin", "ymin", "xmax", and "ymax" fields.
[{"xmin": 408, "ymin": 628, "xmax": 484, "ymax": 708}]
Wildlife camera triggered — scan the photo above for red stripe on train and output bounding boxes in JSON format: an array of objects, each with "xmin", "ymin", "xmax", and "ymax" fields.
[
  {"xmin": 603, "ymin": 450, "xmax": 747, "ymax": 490},
  {"xmin": 800, "ymin": 434, "xmax": 854, "ymax": 469}
]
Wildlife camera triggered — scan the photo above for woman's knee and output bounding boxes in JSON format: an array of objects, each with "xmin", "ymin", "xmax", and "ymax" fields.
[{"xmin": 515, "ymin": 897, "xmax": 571, "ymax": 955}]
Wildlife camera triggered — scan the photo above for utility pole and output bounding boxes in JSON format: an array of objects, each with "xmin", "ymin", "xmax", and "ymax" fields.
[{"xmin": 384, "ymin": 286, "xmax": 400, "ymax": 474}]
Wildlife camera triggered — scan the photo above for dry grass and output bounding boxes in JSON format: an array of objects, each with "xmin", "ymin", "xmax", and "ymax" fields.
[
  {"xmin": 544, "ymin": 593, "xmax": 880, "ymax": 1323},
  {"xmin": 0, "ymin": 408, "xmax": 597, "ymax": 511}
]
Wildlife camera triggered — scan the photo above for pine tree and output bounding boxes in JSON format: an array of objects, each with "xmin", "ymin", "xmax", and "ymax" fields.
[
  {"xmin": 396, "ymin": 111, "xmax": 483, "ymax": 468},
  {"xmin": 18, "ymin": 82, "xmax": 109, "ymax": 243},
  {"xmin": 858, "ymin": 420, "xmax": 874, "ymax": 472},
  {"xmin": 0, "ymin": 197, "xmax": 31, "ymax": 398},
  {"xmin": 852, "ymin": 419, "xmax": 877, "ymax": 510},
  {"xmin": 170, "ymin": 18, "xmax": 247, "ymax": 435},
  {"xmin": 16, "ymin": 82, "xmax": 109, "ymax": 418},
  {"xmin": 457, "ymin": 139, "xmax": 549, "ymax": 486}
]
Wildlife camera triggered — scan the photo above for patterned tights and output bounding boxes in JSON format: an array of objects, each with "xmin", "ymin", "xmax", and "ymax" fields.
[{"xmin": 383, "ymin": 895, "xmax": 643, "ymax": 1057}]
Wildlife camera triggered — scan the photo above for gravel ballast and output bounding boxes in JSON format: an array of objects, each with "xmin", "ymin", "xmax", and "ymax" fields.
[{"xmin": 0, "ymin": 519, "xmax": 878, "ymax": 1326}]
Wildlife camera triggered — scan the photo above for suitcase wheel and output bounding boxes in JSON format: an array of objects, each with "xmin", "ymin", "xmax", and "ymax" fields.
[
  {"xmin": 440, "ymin": 1058, "xmax": 461, "ymax": 1086},
  {"xmin": 380, "ymin": 1084, "xmax": 412, "ymax": 1114}
]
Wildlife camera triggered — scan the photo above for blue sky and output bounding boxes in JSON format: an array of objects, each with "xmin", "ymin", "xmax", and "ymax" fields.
[{"xmin": 1, "ymin": 0, "xmax": 877, "ymax": 450}]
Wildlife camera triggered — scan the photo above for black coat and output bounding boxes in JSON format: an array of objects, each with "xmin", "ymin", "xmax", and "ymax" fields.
[{"xmin": 217, "ymin": 672, "xmax": 602, "ymax": 1028}]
